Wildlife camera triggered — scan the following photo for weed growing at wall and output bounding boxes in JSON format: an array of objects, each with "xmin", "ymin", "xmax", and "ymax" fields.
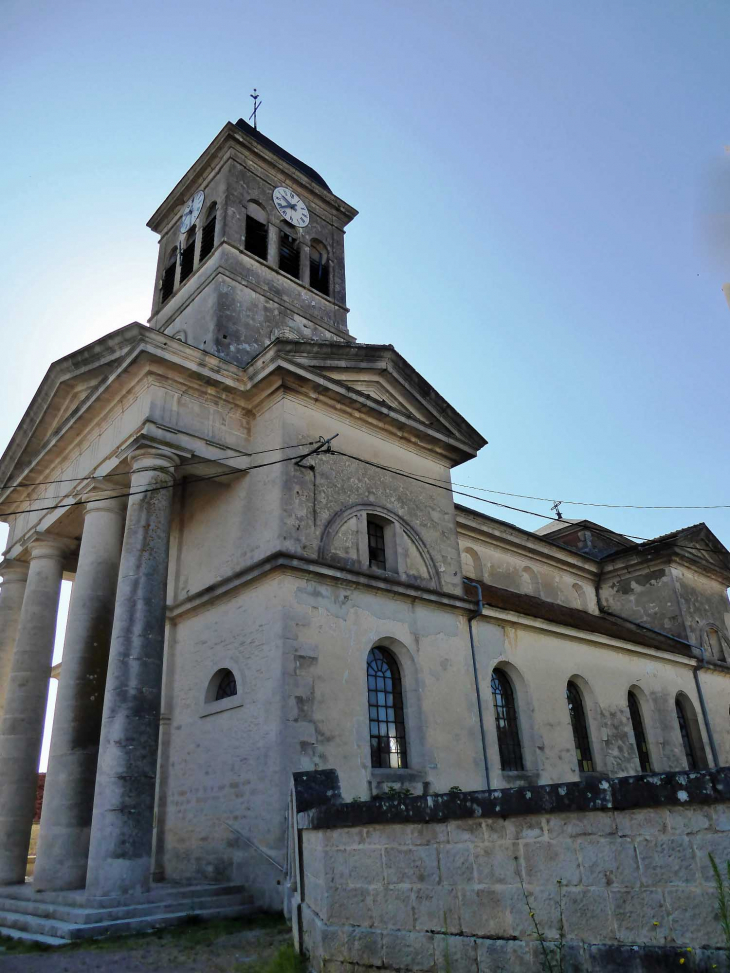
[{"xmin": 709, "ymin": 853, "xmax": 730, "ymax": 958}]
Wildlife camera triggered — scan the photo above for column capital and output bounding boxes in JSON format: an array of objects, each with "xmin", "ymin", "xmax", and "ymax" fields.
[
  {"xmin": 26, "ymin": 532, "xmax": 75, "ymax": 561},
  {"xmin": 75, "ymin": 484, "xmax": 128, "ymax": 520},
  {"xmin": 0, "ymin": 560, "xmax": 29, "ymax": 585},
  {"xmin": 117, "ymin": 435, "xmax": 192, "ymax": 480}
]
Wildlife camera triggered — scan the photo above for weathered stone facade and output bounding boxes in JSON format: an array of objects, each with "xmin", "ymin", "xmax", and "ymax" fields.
[
  {"xmin": 0, "ymin": 118, "xmax": 728, "ymax": 944},
  {"xmin": 293, "ymin": 769, "xmax": 730, "ymax": 971}
]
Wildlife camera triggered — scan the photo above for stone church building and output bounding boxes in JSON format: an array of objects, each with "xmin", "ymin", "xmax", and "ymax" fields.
[{"xmin": 0, "ymin": 119, "xmax": 728, "ymax": 940}]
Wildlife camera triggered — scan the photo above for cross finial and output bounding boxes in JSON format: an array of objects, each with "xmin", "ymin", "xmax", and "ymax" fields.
[
  {"xmin": 249, "ymin": 88, "xmax": 262, "ymax": 131},
  {"xmin": 551, "ymin": 500, "xmax": 564, "ymax": 520}
]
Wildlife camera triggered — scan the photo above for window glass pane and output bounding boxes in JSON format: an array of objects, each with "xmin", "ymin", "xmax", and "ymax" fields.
[
  {"xmin": 566, "ymin": 682, "xmax": 594, "ymax": 773},
  {"xmin": 491, "ymin": 670, "xmax": 524, "ymax": 772},
  {"xmin": 628, "ymin": 692, "xmax": 652, "ymax": 773},
  {"xmin": 367, "ymin": 646, "xmax": 407, "ymax": 769}
]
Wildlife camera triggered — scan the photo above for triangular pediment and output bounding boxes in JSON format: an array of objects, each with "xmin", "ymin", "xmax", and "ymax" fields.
[
  {"xmin": 0, "ymin": 324, "xmax": 148, "ymax": 491},
  {"xmin": 254, "ymin": 340, "xmax": 487, "ymax": 460}
]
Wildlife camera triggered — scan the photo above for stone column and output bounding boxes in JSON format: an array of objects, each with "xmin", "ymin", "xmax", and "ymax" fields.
[
  {"xmin": 0, "ymin": 561, "xmax": 29, "ymax": 723},
  {"xmin": 0, "ymin": 534, "xmax": 71, "ymax": 885},
  {"xmin": 85, "ymin": 448, "xmax": 177, "ymax": 896},
  {"xmin": 33, "ymin": 493, "xmax": 126, "ymax": 891}
]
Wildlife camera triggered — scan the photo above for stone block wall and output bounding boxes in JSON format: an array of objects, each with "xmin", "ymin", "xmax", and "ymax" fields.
[{"xmin": 294, "ymin": 769, "xmax": 730, "ymax": 972}]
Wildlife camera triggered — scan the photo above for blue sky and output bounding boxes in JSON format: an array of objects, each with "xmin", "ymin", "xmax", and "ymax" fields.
[{"xmin": 1, "ymin": 1, "xmax": 729, "ymax": 764}]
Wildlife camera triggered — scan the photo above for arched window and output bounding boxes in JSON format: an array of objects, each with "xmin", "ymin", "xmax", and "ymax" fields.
[
  {"xmin": 310, "ymin": 240, "xmax": 329, "ymax": 296},
  {"xmin": 160, "ymin": 246, "xmax": 177, "ymax": 303},
  {"xmin": 566, "ymin": 680, "xmax": 594, "ymax": 773},
  {"xmin": 491, "ymin": 669, "xmax": 524, "ymax": 772},
  {"xmin": 199, "ymin": 202, "xmax": 217, "ymax": 261},
  {"xmin": 245, "ymin": 201, "xmax": 268, "ymax": 260},
  {"xmin": 279, "ymin": 225, "xmax": 300, "ymax": 278},
  {"xmin": 215, "ymin": 669, "xmax": 237, "ymax": 700},
  {"xmin": 705, "ymin": 627, "xmax": 728, "ymax": 663},
  {"xmin": 628, "ymin": 690, "xmax": 652, "ymax": 773},
  {"xmin": 179, "ymin": 225, "xmax": 197, "ymax": 283},
  {"xmin": 367, "ymin": 646, "xmax": 407, "ymax": 769},
  {"xmin": 675, "ymin": 694, "xmax": 708, "ymax": 770}
]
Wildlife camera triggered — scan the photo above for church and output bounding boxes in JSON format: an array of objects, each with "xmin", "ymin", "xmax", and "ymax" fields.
[{"xmin": 0, "ymin": 118, "xmax": 728, "ymax": 946}]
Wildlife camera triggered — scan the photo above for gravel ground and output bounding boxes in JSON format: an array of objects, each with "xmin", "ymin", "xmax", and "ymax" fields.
[{"xmin": 0, "ymin": 916, "xmax": 293, "ymax": 973}]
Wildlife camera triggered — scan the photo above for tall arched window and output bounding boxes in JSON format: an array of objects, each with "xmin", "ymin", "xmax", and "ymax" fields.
[
  {"xmin": 566, "ymin": 680, "xmax": 594, "ymax": 773},
  {"xmin": 179, "ymin": 225, "xmax": 197, "ymax": 283},
  {"xmin": 310, "ymin": 240, "xmax": 329, "ymax": 296},
  {"xmin": 160, "ymin": 246, "xmax": 177, "ymax": 303},
  {"xmin": 199, "ymin": 202, "xmax": 217, "ymax": 261},
  {"xmin": 279, "ymin": 225, "xmax": 300, "ymax": 278},
  {"xmin": 367, "ymin": 646, "xmax": 407, "ymax": 769},
  {"xmin": 675, "ymin": 694, "xmax": 708, "ymax": 770},
  {"xmin": 628, "ymin": 690, "xmax": 652, "ymax": 773},
  {"xmin": 491, "ymin": 669, "xmax": 524, "ymax": 772},
  {"xmin": 245, "ymin": 201, "xmax": 268, "ymax": 260}
]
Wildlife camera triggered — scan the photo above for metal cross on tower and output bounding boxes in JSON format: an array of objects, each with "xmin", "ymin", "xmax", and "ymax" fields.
[
  {"xmin": 249, "ymin": 88, "xmax": 262, "ymax": 130},
  {"xmin": 551, "ymin": 500, "xmax": 564, "ymax": 520}
]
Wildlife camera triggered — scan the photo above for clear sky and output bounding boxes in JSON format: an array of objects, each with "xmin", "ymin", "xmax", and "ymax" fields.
[{"xmin": 1, "ymin": 1, "xmax": 729, "ymax": 765}]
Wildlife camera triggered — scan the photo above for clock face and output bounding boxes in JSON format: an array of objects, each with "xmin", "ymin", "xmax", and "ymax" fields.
[
  {"xmin": 273, "ymin": 186, "xmax": 309, "ymax": 228},
  {"xmin": 180, "ymin": 190, "xmax": 205, "ymax": 234}
]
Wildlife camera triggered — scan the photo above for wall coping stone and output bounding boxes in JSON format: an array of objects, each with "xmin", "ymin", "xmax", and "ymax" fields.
[{"xmin": 297, "ymin": 767, "xmax": 730, "ymax": 830}]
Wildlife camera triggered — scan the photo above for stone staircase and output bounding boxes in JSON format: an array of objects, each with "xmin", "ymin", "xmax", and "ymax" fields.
[{"xmin": 0, "ymin": 882, "xmax": 256, "ymax": 946}]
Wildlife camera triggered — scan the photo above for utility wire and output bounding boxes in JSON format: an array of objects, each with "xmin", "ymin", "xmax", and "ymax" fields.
[
  {"xmin": 326, "ymin": 451, "xmax": 730, "ymax": 557},
  {"xmin": 0, "ymin": 441, "xmax": 321, "ymax": 510},
  {"xmin": 0, "ymin": 441, "xmax": 319, "ymax": 493},
  {"xmin": 0, "ymin": 441, "xmax": 332, "ymax": 519}
]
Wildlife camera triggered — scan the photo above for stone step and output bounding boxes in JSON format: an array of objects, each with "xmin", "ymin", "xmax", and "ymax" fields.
[
  {"xmin": 0, "ymin": 882, "xmax": 250, "ymax": 910},
  {"xmin": 0, "ymin": 901, "xmax": 258, "ymax": 943},
  {"xmin": 0, "ymin": 890, "xmax": 252, "ymax": 925},
  {"xmin": 0, "ymin": 925, "xmax": 68, "ymax": 947}
]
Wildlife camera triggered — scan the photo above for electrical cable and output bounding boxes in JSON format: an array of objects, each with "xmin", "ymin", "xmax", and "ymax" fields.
[
  {"xmin": 0, "ymin": 440, "xmax": 320, "ymax": 493},
  {"xmin": 0, "ymin": 442, "xmax": 330, "ymax": 519},
  {"xmin": 0, "ymin": 441, "xmax": 321, "ymax": 511},
  {"xmin": 326, "ymin": 450, "xmax": 730, "ymax": 557}
]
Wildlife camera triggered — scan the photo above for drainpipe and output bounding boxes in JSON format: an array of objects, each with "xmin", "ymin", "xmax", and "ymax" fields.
[
  {"xmin": 595, "ymin": 565, "xmax": 720, "ymax": 768},
  {"xmin": 463, "ymin": 579, "xmax": 491, "ymax": 791}
]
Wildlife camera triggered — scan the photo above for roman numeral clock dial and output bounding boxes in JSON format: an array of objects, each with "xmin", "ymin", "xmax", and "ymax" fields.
[{"xmin": 273, "ymin": 186, "xmax": 310, "ymax": 228}]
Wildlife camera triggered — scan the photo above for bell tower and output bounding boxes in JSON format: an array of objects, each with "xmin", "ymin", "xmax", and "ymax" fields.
[{"xmin": 147, "ymin": 119, "xmax": 358, "ymax": 367}]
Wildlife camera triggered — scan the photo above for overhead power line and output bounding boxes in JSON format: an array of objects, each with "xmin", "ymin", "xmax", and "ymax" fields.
[
  {"xmin": 0, "ymin": 440, "xmax": 333, "ymax": 520},
  {"xmin": 327, "ymin": 451, "xmax": 730, "ymax": 557},
  {"xmin": 0, "ymin": 441, "xmax": 320, "ymax": 495}
]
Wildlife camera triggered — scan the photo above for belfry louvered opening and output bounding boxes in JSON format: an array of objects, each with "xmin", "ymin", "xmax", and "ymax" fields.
[
  {"xmin": 245, "ymin": 202, "xmax": 268, "ymax": 260},
  {"xmin": 179, "ymin": 226, "xmax": 196, "ymax": 283},
  {"xmin": 310, "ymin": 240, "xmax": 329, "ymax": 296},
  {"xmin": 279, "ymin": 227, "xmax": 300, "ymax": 278},
  {"xmin": 199, "ymin": 203, "xmax": 217, "ymax": 261},
  {"xmin": 160, "ymin": 247, "xmax": 177, "ymax": 303}
]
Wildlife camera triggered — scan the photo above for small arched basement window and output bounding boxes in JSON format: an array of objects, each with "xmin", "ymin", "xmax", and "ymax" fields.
[
  {"xmin": 160, "ymin": 246, "xmax": 177, "ymax": 304},
  {"xmin": 675, "ymin": 694, "xmax": 708, "ymax": 770},
  {"xmin": 309, "ymin": 240, "xmax": 330, "ymax": 296},
  {"xmin": 566, "ymin": 680, "xmax": 594, "ymax": 773},
  {"xmin": 367, "ymin": 646, "xmax": 407, "ymax": 769},
  {"xmin": 628, "ymin": 690, "xmax": 652, "ymax": 773},
  {"xmin": 245, "ymin": 201, "xmax": 268, "ymax": 260},
  {"xmin": 214, "ymin": 669, "xmax": 237, "ymax": 701},
  {"xmin": 279, "ymin": 225, "xmax": 300, "ymax": 278},
  {"xmin": 199, "ymin": 202, "xmax": 217, "ymax": 261},
  {"xmin": 491, "ymin": 669, "xmax": 524, "ymax": 772},
  {"xmin": 179, "ymin": 225, "xmax": 197, "ymax": 283}
]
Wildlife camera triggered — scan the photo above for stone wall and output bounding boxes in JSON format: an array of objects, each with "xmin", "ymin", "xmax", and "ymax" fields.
[{"xmin": 294, "ymin": 769, "xmax": 730, "ymax": 972}]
